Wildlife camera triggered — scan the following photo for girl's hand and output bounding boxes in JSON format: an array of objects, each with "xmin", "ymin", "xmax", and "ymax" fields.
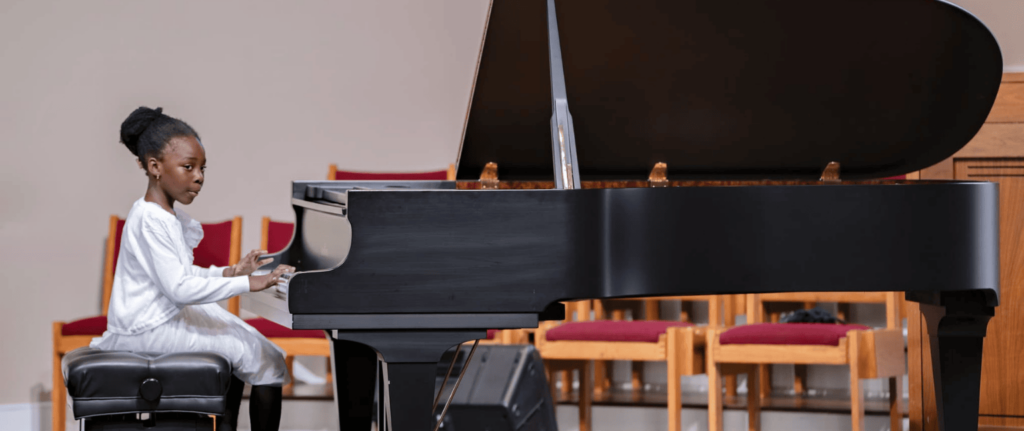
[
  {"xmin": 248, "ymin": 264, "xmax": 295, "ymax": 292},
  {"xmin": 228, "ymin": 249, "xmax": 273, "ymax": 277}
]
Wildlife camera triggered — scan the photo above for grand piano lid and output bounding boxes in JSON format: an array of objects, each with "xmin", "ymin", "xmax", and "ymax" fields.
[{"xmin": 455, "ymin": 0, "xmax": 1003, "ymax": 181}]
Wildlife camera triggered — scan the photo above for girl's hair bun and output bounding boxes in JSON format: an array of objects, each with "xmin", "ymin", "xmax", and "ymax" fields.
[
  {"xmin": 119, "ymin": 106, "xmax": 165, "ymax": 157},
  {"xmin": 118, "ymin": 106, "xmax": 199, "ymax": 164}
]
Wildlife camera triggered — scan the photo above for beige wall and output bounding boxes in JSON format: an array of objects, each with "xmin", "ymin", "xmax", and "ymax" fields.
[
  {"xmin": 1, "ymin": 0, "xmax": 1022, "ymax": 408},
  {"xmin": 0, "ymin": 0, "xmax": 489, "ymax": 405}
]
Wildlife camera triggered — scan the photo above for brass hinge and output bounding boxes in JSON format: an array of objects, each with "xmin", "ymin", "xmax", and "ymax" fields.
[
  {"xmin": 819, "ymin": 162, "xmax": 841, "ymax": 184},
  {"xmin": 479, "ymin": 162, "xmax": 499, "ymax": 189},
  {"xmin": 648, "ymin": 162, "xmax": 668, "ymax": 187}
]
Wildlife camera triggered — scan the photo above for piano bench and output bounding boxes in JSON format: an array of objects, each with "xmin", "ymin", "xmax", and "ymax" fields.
[{"xmin": 62, "ymin": 347, "xmax": 233, "ymax": 431}]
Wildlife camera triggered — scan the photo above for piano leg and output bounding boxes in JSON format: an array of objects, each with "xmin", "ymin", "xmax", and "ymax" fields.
[
  {"xmin": 328, "ymin": 338, "xmax": 378, "ymax": 430},
  {"xmin": 330, "ymin": 330, "xmax": 485, "ymax": 431},
  {"xmin": 911, "ymin": 292, "xmax": 995, "ymax": 431}
]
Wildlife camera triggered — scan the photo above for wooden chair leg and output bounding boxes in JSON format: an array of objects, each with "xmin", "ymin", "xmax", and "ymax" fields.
[
  {"xmin": 747, "ymin": 365, "xmax": 760, "ymax": 431},
  {"xmin": 325, "ymin": 356, "xmax": 333, "ymax": 384},
  {"xmin": 889, "ymin": 376, "xmax": 903, "ymax": 431},
  {"xmin": 726, "ymin": 374, "xmax": 738, "ymax": 398},
  {"xmin": 283, "ymin": 356, "xmax": 295, "ymax": 395},
  {"xmin": 849, "ymin": 334, "xmax": 865, "ymax": 431},
  {"xmin": 52, "ymin": 349, "xmax": 66, "ymax": 431},
  {"xmin": 708, "ymin": 360, "xmax": 724, "ymax": 431},
  {"xmin": 793, "ymin": 364, "xmax": 807, "ymax": 395},
  {"xmin": 561, "ymin": 368, "xmax": 572, "ymax": 395},
  {"xmin": 631, "ymin": 361, "xmax": 644, "ymax": 392},
  {"xmin": 668, "ymin": 351, "xmax": 680, "ymax": 431},
  {"xmin": 593, "ymin": 360, "xmax": 609, "ymax": 395},
  {"xmin": 579, "ymin": 361, "xmax": 592, "ymax": 431},
  {"xmin": 545, "ymin": 362, "xmax": 558, "ymax": 404},
  {"xmin": 758, "ymin": 364, "xmax": 771, "ymax": 399}
]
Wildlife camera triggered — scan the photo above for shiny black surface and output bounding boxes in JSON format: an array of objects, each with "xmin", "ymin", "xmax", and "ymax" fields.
[
  {"xmin": 458, "ymin": 0, "xmax": 1002, "ymax": 180},
  {"xmin": 288, "ymin": 182, "xmax": 999, "ymax": 318}
]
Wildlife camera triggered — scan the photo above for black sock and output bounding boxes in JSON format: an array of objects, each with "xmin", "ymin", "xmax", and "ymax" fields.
[
  {"xmin": 249, "ymin": 384, "xmax": 283, "ymax": 431},
  {"xmin": 216, "ymin": 377, "xmax": 245, "ymax": 431}
]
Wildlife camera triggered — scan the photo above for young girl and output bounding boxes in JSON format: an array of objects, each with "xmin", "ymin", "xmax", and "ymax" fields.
[{"xmin": 90, "ymin": 106, "xmax": 294, "ymax": 431}]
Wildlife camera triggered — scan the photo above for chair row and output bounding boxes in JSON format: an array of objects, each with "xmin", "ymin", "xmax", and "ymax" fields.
[{"xmin": 525, "ymin": 292, "xmax": 904, "ymax": 431}]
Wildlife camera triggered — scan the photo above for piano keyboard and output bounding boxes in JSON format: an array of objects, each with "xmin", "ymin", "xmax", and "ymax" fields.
[{"xmin": 240, "ymin": 270, "xmax": 294, "ymax": 328}]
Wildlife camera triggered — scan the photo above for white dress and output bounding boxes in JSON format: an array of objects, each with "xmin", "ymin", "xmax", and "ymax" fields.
[{"xmin": 91, "ymin": 198, "xmax": 289, "ymax": 386}]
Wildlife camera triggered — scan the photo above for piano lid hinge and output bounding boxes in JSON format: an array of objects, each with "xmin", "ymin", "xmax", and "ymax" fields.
[
  {"xmin": 648, "ymin": 162, "xmax": 668, "ymax": 187},
  {"xmin": 819, "ymin": 161, "xmax": 841, "ymax": 184},
  {"xmin": 479, "ymin": 162, "xmax": 499, "ymax": 189}
]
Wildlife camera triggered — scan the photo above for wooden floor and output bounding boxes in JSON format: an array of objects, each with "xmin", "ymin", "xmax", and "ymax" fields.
[{"xmin": 273, "ymin": 382, "xmax": 905, "ymax": 417}]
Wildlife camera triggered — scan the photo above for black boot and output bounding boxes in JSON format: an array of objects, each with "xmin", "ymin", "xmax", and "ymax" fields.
[{"xmin": 249, "ymin": 385, "xmax": 283, "ymax": 431}]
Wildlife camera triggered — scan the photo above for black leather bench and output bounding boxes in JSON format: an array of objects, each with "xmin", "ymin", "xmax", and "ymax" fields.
[{"xmin": 62, "ymin": 348, "xmax": 233, "ymax": 431}]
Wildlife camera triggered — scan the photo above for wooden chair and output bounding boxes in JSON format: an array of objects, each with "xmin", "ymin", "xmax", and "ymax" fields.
[
  {"xmin": 536, "ymin": 296, "xmax": 739, "ymax": 431},
  {"xmin": 707, "ymin": 292, "xmax": 904, "ymax": 431},
  {"xmin": 52, "ymin": 215, "xmax": 242, "ymax": 431},
  {"xmin": 754, "ymin": 292, "xmax": 903, "ymax": 399},
  {"xmin": 590, "ymin": 298, "xmax": 743, "ymax": 397}
]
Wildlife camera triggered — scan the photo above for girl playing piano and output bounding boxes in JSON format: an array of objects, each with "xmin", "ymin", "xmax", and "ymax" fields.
[{"xmin": 90, "ymin": 106, "xmax": 293, "ymax": 431}]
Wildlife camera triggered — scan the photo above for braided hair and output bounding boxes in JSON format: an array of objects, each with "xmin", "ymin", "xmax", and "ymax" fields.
[{"xmin": 119, "ymin": 107, "xmax": 200, "ymax": 164}]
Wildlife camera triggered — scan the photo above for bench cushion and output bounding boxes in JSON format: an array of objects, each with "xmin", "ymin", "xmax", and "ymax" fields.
[
  {"xmin": 719, "ymin": 323, "xmax": 870, "ymax": 346},
  {"xmin": 546, "ymin": 320, "xmax": 694, "ymax": 343},
  {"xmin": 62, "ymin": 348, "xmax": 232, "ymax": 419}
]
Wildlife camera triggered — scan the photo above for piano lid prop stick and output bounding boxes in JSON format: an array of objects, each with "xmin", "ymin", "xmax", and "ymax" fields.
[
  {"xmin": 546, "ymin": 0, "xmax": 580, "ymax": 190},
  {"xmin": 433, "ymin": 340, "xmax": 480, "ymax": 431}
]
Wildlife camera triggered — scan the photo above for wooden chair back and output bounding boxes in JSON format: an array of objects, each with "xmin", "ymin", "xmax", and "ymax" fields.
[
  {"xmin": 748, "ymin": 292, "xmax": 901, "ymax": 330},
  {"xmin": 261, "ymin": 217, "xmax": 295, "ymax": 253},
  {"xmin": 595, "ymin": 295, "xmax": 739, "ymax": 327}
]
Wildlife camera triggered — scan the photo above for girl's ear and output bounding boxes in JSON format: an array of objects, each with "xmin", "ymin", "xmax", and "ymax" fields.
[{"xmin": 147, "ymin": 157, "xmax": 162, "ymax": 178}]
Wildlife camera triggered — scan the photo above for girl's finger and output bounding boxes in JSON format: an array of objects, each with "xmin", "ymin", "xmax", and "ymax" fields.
[{"xmin": 259, "ymin": 258, "xmax": 274, "ymax": 266}]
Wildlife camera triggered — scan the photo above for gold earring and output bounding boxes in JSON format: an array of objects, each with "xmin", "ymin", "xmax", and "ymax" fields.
[{"xmin": 156, "ymin": 174, "xmax": 160, "ymax": 181}]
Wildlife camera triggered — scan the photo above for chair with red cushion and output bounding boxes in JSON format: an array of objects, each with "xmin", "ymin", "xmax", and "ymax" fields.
[
  {"xmin": 535, "ymin": 296, "xmax": 740, "ymax": 431},
  {"xmin": 52, "ymin": 215, "xmax": 242, "ymax": 431},
  {"xmin": 706, "ymin": 292, "xmax": 904, "ymax": 431}
]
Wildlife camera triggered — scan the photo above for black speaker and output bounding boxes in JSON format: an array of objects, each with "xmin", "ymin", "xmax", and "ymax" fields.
[{"xmin": 435, "ymin": 344, "xmax": 558, "ymax": 431}]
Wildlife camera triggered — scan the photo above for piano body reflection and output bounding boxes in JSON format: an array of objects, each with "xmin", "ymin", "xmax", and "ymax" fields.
[{"xmin": 243, "ymin": 0, "xmax": 1003, "ymax": 430}]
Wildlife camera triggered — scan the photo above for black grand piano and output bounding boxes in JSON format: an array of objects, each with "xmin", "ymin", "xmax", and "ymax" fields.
[{"xmin": 243, "ymin": 0, "xmax": 1003, "ymax": 430}]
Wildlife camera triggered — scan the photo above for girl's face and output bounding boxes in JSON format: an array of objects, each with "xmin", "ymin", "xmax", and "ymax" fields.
[{"xmin": 150, "ymin": 136, "xmax": 206, "ymax": 205}]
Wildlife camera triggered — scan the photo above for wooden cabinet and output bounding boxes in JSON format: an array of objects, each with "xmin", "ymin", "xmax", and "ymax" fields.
[{"xmin": 909, "ymin": 73, "xmax": 1024, "ymax": 431}]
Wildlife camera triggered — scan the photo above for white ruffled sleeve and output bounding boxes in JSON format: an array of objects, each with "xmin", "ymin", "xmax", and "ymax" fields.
[
  {"xmin": 176, "ymin": 210, "xmax": 232, "ymax": 279},
  {"xmin": 139, "ymin": 217, "xmax": 250, "ymax": 306}
]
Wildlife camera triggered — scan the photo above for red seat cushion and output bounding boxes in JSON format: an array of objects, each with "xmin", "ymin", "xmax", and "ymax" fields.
[
  {"xmin": 546, "ymin": 320, "xmax": 694, "ymax": 343},
  {"xmin": 719, "ymin": 323, "xmax": 870, "ymax": 346},
  {"xmin": 486, "ymin": 329, "xmax": 499, "ymax": 340},
  {"xmin": 62, "ymin": 316, "xmax": 108, "ymax": 336},
  {"xmin": 245, "ymin": 318, "xmax": 326, "ymax": 339},
  {"xmin": 334, "ymin": 170, "xmax": 449, "ymax": 180}
]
